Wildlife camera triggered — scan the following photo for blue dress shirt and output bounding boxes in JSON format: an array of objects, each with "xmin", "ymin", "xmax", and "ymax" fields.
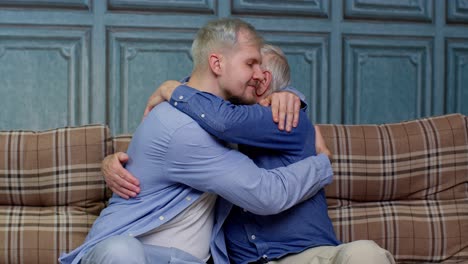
[
  {"xmin": 168, "ymin": 85, "xmax": 341, "ymax": 264},
  {"xmin": 59, "ymin": 91, "xmax": 333, "ymax": 264}
]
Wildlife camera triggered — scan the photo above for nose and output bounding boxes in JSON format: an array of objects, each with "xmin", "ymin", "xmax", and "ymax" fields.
[{"xmin": 252, "ymin": 64, "xmax": 264, "ymax": 82}]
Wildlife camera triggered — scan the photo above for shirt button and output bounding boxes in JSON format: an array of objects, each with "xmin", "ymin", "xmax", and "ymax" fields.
[
  {"xmin": 186, "ymin": 196, "xmax": 192, "ymax": 201},
  {"xmin": 201, "ymin": 114, "xmax": 205, "ymax": 118},
  {"xmin": 179, "ymin": 95, "xmax": 184, "ymax": 100},
  {"xmin": 262, "ymin": 254, "xmax": 268, "ymax": 259},
  {"xmin": 251, "ymin": 235, "xmax": 256, "ymax": 240},
  {"xmin": 174, "ymin": 102, "xmax": 178, "ymax": 106},
  {"xmin": 159, "ymin": 216, "xmax": 165, "ymax": 221},
  {"xmin": 128, "ymin": 233, "xmax": 133, "ymax": 237}
]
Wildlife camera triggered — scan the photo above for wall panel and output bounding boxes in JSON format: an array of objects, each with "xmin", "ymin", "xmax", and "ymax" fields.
[
  {"xmin": 232, "ymin": 0, "xmax": 329, "ymax": 17},
  {"xmin": 344, "ymin": 0, "xmax": 433, "ymax": 22},
  {"xmin": 0, "ymin": 26, "xmax": 90, "ymax": 130},
  {"xmin": 0, "ymin": 0, "xmax": 90, "ymax": 10},
  {"xmin": 263, "ymin": 33, "xmax": 329, "ymax": 123},
  {"xmin": 344, "ymin": 36, "xmax": 432, "ymax": 124},
  {"xmin": 446, "ymin": 39, "xmax": 468, "ymax": 114},
  {"xmin": 108, "ymin": 29, "xmax": 195, "ymax": 134},
  {"xmin": 447, "ymin": 0, "xmax": 468, "ymax": 23},
  {"xmin": 108, "ymin": 0, "xmax": 215, "ymax": 14}
]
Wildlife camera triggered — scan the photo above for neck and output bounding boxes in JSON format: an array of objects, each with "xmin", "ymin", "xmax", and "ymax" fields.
[{"xmin": 187, "ymin": 69, "xmax": 225, "ymax": 99}]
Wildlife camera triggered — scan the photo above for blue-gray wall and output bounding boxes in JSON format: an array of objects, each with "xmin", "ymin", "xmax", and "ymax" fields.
[{"xmin": 0, "ymin": 0, "xmax": 467, "ymax": 134}]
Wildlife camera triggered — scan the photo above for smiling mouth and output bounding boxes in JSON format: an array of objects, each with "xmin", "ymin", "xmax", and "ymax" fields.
[{"xmin": 247, "ymin": 80, "xmax": 259, "ymax": 89}]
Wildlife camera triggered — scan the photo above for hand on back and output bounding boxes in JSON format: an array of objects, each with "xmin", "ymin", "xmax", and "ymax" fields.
[
  {"xmin": 102, "ymin": 152, "xmax": 140, "ymax": 199},
  {"xmin": 259, "ymin": 91, "xmax": 301, "ymax": 132}
]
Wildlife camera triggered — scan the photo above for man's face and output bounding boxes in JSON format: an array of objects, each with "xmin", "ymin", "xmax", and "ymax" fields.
[{"xmin": 219, "ymin": 29, "xmax": 263, "ymax": 105}]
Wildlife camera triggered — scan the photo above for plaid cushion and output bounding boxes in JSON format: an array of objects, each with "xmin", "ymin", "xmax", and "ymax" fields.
[
  {"xmin": 111, "ymin": 134, "xmax": 132, "ymax": 154},
  {"xmin": 0, "ymin": 125, "xmax": 110, "ymax": 264},
  {"xmin": 319, "ymin": 114, "xmax": 468, "ymax": 263}
]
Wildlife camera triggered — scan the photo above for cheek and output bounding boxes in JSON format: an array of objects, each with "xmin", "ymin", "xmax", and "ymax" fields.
[{"xmin": 240, "ymin": 68, "xmax": 254, "ymax": 80}]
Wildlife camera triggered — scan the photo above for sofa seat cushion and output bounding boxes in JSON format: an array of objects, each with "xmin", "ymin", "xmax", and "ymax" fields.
[
  {"xmin": 327, "ymin": 198, "xmax": 468, "ymax": 263},
  {"xmin": 0, "ymin": 204, "xmax": 103, "ymax": 264}
]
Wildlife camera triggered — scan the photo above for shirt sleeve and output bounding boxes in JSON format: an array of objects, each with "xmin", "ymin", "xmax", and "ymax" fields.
[
  {"xmin": 164, "ymin": 121, "xmax": 332, "ymax": 216},
  {"xmin": 169, "ymin": 85, "xmax": 312, "ymax": 153}
]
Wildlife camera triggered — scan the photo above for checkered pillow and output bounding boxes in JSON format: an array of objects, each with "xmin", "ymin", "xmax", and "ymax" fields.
[
  {"xmin": 0, "ymin": 125, "xmax": 110, "ymax": 264},
  {"xmin": 320, "ymin": 114, "xmax": 468, "ymax": 263},
  {"xmin": 112, "ymin": 134, "xmax": 132, "ymax": 154}
]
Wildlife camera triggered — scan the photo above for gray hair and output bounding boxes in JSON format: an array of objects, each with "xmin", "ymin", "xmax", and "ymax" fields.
[
  {"xmin": 261, "ymin": 44, "xmax": 291, "ymax": 93},
  {"xmin": 191, "ymin": 18, "xmax": 263, "ymax": 71}
]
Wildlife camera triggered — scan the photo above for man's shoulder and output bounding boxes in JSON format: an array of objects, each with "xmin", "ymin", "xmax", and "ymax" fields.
[
  {"xmin": 144, "ymin": 103, "xmax": 227, "ymax": 153},
  {"xmin": 142, "ymin": 102, "xmax": 216, "ymax": 142},
  {"xmin": 148, "ymin": 102, "xmax": 197, "ymax": 129}
]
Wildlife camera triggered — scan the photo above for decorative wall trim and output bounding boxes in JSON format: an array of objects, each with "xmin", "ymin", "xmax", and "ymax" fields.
[
  {"xmin": 108, "ymin": 0, "xmax": 215, "ymax": 14},
  {"xmin": 232, "ymin": 0, "xmax": 329, "ymax": 18},
  {"xmin": 447, "ymin": 0, "xmax": 468, "ymax": 23},
  {"xmin": 0, "ymin": 0, "xmax": 90, "ymax": 10},
  {"xmin": 345, "ymin": 0, "xmax": 433, "ymax": 22}
]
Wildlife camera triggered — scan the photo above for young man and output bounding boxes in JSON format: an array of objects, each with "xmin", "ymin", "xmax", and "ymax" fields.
[
  {"xmin": 59, "ymin": 18, "xmax": 333, "ymax": 264},
  {"xmin": 105, "ymin": 44, "xmax": 396, "ymax": 263}
]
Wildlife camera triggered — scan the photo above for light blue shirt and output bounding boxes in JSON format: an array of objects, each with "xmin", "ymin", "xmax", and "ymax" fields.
[{"xmin": 59, "ymin": 98, "xmax": 332, "ymax": 264}]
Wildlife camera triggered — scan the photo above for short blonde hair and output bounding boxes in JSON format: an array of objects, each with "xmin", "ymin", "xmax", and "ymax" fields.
[
  {"xmin": 261, "ymin": 44, "xmax": 291, "ymax": 93},
  {"xmin": 191, "ymin": 18, "xmax": 263, "ymax": 71}
]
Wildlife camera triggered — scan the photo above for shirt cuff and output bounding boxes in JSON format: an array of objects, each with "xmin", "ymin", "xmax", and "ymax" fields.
[
  {"xmin": 315, "ymin": 153, "xmax": 334, "ymax": 186},
  {"xmin": 170, "ymin": 85, "xmax": 199, "ymax": 106}
]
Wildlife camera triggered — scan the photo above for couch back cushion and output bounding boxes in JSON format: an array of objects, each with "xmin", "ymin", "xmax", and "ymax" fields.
[
  {"xmin": 319, "ymin": 114, "xmax": 468, "ymax": 263},
  {"xmin": 112, "ymin": 134, "xmax": 132, "ymax": 153},
  {"xmin": 0, "ymin": 124, "xmax": 110, "ymax": 208},
  {"xmin": 320, "ymin": 113, "xmax": 468, "ymax": 202}
]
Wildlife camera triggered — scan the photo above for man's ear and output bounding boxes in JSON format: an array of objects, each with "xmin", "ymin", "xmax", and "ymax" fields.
[
  {"xmin": 256, "ymin": 70, "xmax": 272, "ymax": 97},
  {"xmin": 209, "ymin": 53, "xmax": 222, "ymax": 75}
]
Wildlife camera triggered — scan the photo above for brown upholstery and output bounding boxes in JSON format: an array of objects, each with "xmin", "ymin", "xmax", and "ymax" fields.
[
  {"xmin": 0, "ymin": 125, "xmax": 110, "ymax": 264},
  {"xmin": 0, "ymin": 115, "xmax": 467, "ymax": 263},
  {"xmin": 321, "ymin": 114, "xmax": 468, "ymax": 263}
]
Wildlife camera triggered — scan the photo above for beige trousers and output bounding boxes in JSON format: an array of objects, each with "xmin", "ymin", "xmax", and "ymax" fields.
[{"xmin": 268, "ymin": 240, "xmax": 395, "ymax": 264}]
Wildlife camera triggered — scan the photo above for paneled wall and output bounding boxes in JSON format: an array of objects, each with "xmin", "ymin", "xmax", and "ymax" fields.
[{"xmin": 0, "ymin": 0, "xmax": 467, "ymax": 134}]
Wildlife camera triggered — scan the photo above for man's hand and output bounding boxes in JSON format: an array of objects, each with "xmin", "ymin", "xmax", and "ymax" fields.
[
  {"xmin": 314, "ymin": 125, "xmax": 332, "ymax": 160},
  {"xmin": 102, "ymin": 152, "xmax": 140, "ymax": 199},
  {"xmin": 143, "ymin": 80, "xmax": 181, "ymax": 118},
  {"xmin": 259, "ymin": 91, "xmax": 301, "ymax": 132}
]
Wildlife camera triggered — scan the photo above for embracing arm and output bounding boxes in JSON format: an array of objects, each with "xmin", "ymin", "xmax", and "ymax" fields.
[
  {"xmin": 101, "ymin": 123, "xmax": 332, "ymax": 200},
  {"xmin": 165, "ymin": 123, "xmax": 332, "ymax": 215},
  {"xmin": 102, "ymin": 152, "xmax": 140, "ymax": 198},
  {"xmin": 144, "ymin": 80, "xmax": 303, "ymax": 132},
  {"xmin": 168, "ymin": 85, "xmax": 312, "ymax": 152}
]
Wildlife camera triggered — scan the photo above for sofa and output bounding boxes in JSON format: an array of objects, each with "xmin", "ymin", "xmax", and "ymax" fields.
[{"xmin": 0, "ymin": 114, "xmax": 467, "ymax": 263}]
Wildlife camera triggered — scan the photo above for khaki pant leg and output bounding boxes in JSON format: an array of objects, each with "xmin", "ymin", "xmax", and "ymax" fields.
[
  {"xmin": 333, "ymin": 240, "xmax": 395, "ymax": 264},
  {"xmin": 267, "ymin": 246, "xmax": 338, "ymax": 264},
  {"xmin": 268, "ymin": 240, "xmax": 395, "ymax": 264}
]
